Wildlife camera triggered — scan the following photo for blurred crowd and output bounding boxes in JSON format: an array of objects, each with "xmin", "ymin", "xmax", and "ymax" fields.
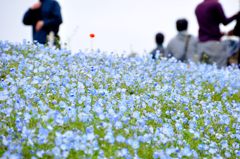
[
  {"xmin": 150, "ymin": 0, "xmax": 240, "ymax": 68},
  {"xmin": 22, "ymin": 0, "xmax": 240, "ymax": 69}
]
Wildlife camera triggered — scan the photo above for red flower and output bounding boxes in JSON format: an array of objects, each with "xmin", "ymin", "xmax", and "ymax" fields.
[{"xmin": 89, "ymin": 33, "xmax": 95, "ymax": 38}]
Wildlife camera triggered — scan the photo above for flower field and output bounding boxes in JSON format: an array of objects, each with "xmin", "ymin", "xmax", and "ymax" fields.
[{"xmin": 0, "ymin": 41, "xmax": 240, "ymax": 159}]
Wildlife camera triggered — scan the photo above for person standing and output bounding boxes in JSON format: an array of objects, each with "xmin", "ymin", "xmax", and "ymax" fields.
[
  {"xmin": 23, "ymin": 0, "xmax": 62, "ymax": 47},
  {"xmin": 150, "ymin": 32, "xmax": 166, "ymax": 60},
  {"xmin": 195, "ymin": 0, "xmax": 239, "ymax": 68},
  {"xmin": 166, "ymin": 19, "xmax": 199, "ymax": 63}
]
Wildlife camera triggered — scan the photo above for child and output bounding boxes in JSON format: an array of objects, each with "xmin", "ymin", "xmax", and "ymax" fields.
[{"xmin": 150, "ymin": 33, "xmax": 166, "ymax": 59}]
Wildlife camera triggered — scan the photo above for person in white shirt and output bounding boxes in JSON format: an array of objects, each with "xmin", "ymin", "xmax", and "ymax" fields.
[{"xmin": 166, "ymin": 19, "xmax": 199, "ymax": 63}]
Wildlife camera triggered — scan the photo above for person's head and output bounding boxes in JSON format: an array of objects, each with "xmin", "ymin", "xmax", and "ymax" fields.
[
  {"xmin": 155, "ymin": 33, "xmax": 164, "ymax": 45},
  {"xmin": 176, "ymin": 19, "xmax": 188, "ymax": 32}
]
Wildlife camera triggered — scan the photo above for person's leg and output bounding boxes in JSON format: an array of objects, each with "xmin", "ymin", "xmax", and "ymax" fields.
[
  {"xmin": 54, "ymin": 35, "xmax": 61, "ymax": 49},
  {"xmin": 198, "ymin": 42, "xmax": 208, "ymax": 64},
  {"xmin": 238, "ymin": 49, "xmax": 240, "ymax": 68},
  {"xmin": 199, "ymin": 41, "xmax": 227, "ymax": 68},
  {"xmin": 238, "ymin": 41, "xmax": 240, "ymax": 68},
  {"xmin": 221, "ymin": 40, "xmax": 240, "ymax": 68}
]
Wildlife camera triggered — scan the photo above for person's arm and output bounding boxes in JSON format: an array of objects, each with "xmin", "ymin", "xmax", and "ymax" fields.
[
  {"xmin": 23, "ymin": 2, "xmax": 41, "ymax": 25},
  {"xmin": 233, "ymin": 16, "xmax": 240, "ymax": 37},
  {"xmin": 216, "ymin": 3, "xmax": 238, "ymax": 25},
  {"xmin": 43, "ymin": 1, "xmax": 62, "ymax": 28},
  {"xmin": 23, "ymin": 9, "xmax": 37, "ymax": 25}
]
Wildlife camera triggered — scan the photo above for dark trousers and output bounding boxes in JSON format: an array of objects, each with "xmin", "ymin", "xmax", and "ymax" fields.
[{"xmin": 238, "ymin": 49, "xmax": 240, "ymax": 68}]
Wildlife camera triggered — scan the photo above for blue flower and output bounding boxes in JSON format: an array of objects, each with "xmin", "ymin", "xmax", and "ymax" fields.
[
  {"xmin": 104, "ymin": 129, "xmax": 115, "ymax": 144},
  {"xmin": 127, "ymin": 138, "xmax": 139, "ymax": 149},
  {"xmin": 59, "ymin": 101, "xmax": 67, "ymax": 109},
  {"xmin": 236, "ymin": 151, "xmax": 240, "ymax": 157},
  {"xmin": 132, "ymin": 111, "xmax": 140, "ymax": 119},
  {"xmin": 225, "ymin": 151, "xmax": 231, "ymax": 158},
  {"xmin": 115, "ymin": 121, "xmax": 123, "ymax": 129},
  {"xmin": 0, "ymin": 90, "xmax": 8, "ymax": 101},
  {"xmin": 181, "ymin": 146, "xmax": 192, "ymax": 157},
  {"xmin": 116, "ymin": 135, "xmax": 125, "ymax": 143},
  {"xmin": 36, "ymin": 150, "xmax": 45, "ymax": 158},
  {"xmin": 38, "ymin": 127, "xmax": 49, "ymax": 144},
  {"xmin": 52, "ymin": 147, "xmax": 61, "ymax": 158}
]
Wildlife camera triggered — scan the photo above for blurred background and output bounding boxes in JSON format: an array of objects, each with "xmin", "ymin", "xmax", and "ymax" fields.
[{"xmin": 0, "ymin": 0, "xmax": 238, "ymax": 54}]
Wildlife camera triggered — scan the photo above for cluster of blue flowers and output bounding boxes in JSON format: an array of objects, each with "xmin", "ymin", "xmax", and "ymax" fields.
[{"xmin": 0, "ymin": 41, "xmax": 240, "ymax": 158}]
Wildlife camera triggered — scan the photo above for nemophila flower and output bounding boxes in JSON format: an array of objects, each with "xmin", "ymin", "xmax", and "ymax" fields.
[
  {"xmin": 175, "ymin": 122, "xmax": 183, "ymax": 131},
  {"xmin": 38, "ymin": 127, "xmax": 49, "ymax": 144},
  {"xmin": 78, "ymin": 112, "xmax": 92, "ymax": 122},
  {"xmin": 59, "ymin": 101, "xmax": 67, "ymax": 109},
  {"xmin": 93, "ymin": 102, "xmax": 103, "ymax": 114},
  {"xmin": 66, "ymin": 106, "xmax": 76, "ymax": 122},
  {"xmin": 114, "ymin": 121, "xmax": 123, "ymax": 129},
  {"xmin": 0, "ymin": 90, "xmax": 8, "ymax": 101},
  {"xmin": 83, "ymin": 104, "xmax": 92, "ymax": 114},
  {"xmin": 21, "ymin": 126, "xmax": 35, "ymax": 146},
  {"xmin": 7, "ymin": 142, "xmax": 23, "ymax": 154},
  {"xmin": 161, "ymin": 123, "xmax": 174, "ymax": 138},
  {"xmin": 153, "ymin": 150, "xmax": 170, "ymax": 159},
  {"xmin": 52, "ymin": 147, "xmax": 61, "ymax": 158},
  {"xmin": 181, "ymin": 146, "xmax": 192, "ymax": 157},
  {"xmin": 118, "ymin": 104, "xmax": 127, "ymax": 113},
  {"xmin": 3, "ymin": 153, "xmax": 22, "ymax": 159},
  {"xmin": 2, "ymin": 107, "xmax": 13, "ymax": 117},
  {"xmin": 84, "ymin": 96, "xmax": 92, "ymax": 107},
  {"xmin": 77, "ymin": 82, "xmax": 85, "ymax": 94},
  {"xmin": 235, "ymin": 151, "xmax": 240, "ymax": 157},
  {"xmin": 104, "ymin": 129, "xmax": 115, "ymax": 144},
  {"xmin": 165, "ymin": 147, "xmax": 176, "ymax": 156},
  {"xmin": 62, "ymin": 150, "xmax": 70, "ymax": 158},
  {"xmin": 9, "ymin": 85, "xmax": 18, "ymax": 94},
  {"xmin": 132, "ymin": 111, "xmax": 140, "ymax": 119},
  {"xmin": 116, "ymin": 135, "xmax": 125, "ymax": 143},
  {"xmin": 224, "ymin": 151, "xmax": 231, "ymax": 158},
  {"xmin": 218, "ymin": 114, "xmax": 230, "ymax": 125},
  {"xmin": 116, "ymin": 148, "xmax": 129, "ymax": 158},
  {"xmin": 54, "ymin": 113, "xmax": 64, "ymax": 126},
  {"xmin": 60, "ymin": 143, "xmax": 68, "ymax": 151},
  {"xmin": 15, "ymin": 117, "xmax": 24, "ymax": 132},
  {"xmin": 209, "ymin": 148, "xmax": 218, "ymax": 154},
  {"xmin": 38, "ymin": 100, "xmax": 48, "ymax": 112},
  {"xmin": 55, "ymin": 132, "xmax": 63, "ymax": 146},
  {"xmin": 36, "ymin": 150, "xmax": 45, "ymax": 158},
  {"xmin": 69, "ymin": 89, "xmax": 77, "ymax": 100},
  {"xmin": 2, "ymin": 135, "xmax": 10, "ymax": 147},
  {"xmin": 198, "ymin": 144, "xmax": 204, "ymax": 151},
  {"xmin": 220, "ymin": 140, "xmax": 229, "ymax": 150},
  {"xmin": 1, "ymin": 42, "xmax": 240, "ymax": 158},
  {"xmin": 86, "ymin": 126, "xmax": 94, "ymax": 134},
  {"xmin": 63, "ymin": 115, "xmax": 70, "ymax": 123},
  {"xmin": 139, "ymin": 133, "xmax": 151, "ymax": 143},
  {"xmin": 232, "ymin": 142, "xmax": 239, "ymax": 150}
]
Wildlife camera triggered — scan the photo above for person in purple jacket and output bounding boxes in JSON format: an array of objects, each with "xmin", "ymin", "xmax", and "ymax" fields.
[{"xmin": 195, "ymin": 0, "xmax": 239, "ymax": 68}]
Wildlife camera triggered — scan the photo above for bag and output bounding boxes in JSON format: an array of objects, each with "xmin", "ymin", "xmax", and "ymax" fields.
[{"xmin": 179, "ymin": 35, "xmax": 191, "ymax": 62}]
